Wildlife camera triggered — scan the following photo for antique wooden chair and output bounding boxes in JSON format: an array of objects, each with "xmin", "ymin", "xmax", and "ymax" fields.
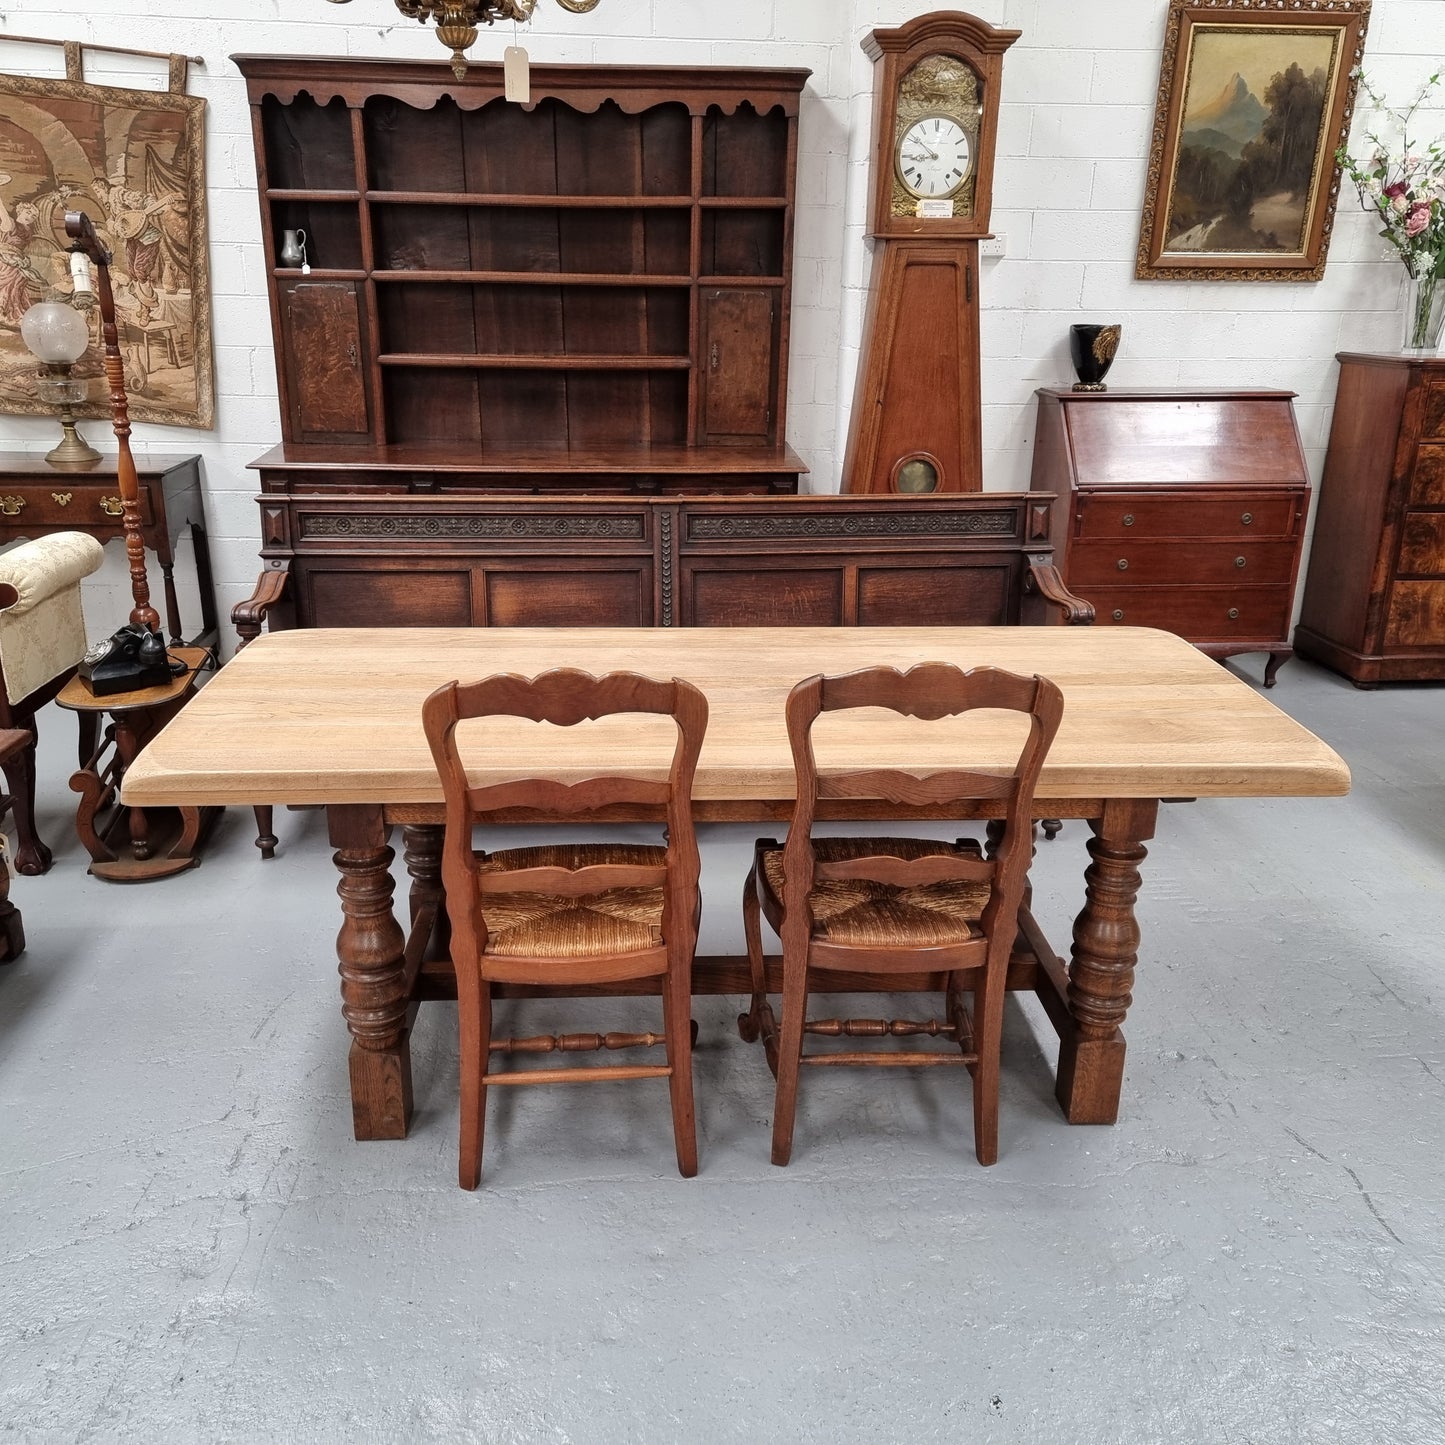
[
  {"xmin": 0, "ymin": 531, "xmax": 106, "ymax": 874},
  {"xmin": 423, "ymin": 667, "xmax": 709, "ymax": 1190},
  {"xmin": 738, "ymin": 662, "xmax": 1063, "ymax": 1167}
]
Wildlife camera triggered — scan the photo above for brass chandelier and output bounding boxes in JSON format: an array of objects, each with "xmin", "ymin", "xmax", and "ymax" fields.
[{"xmin": 329, "ymin": 0, "xmax": 602, "ymax": 80}]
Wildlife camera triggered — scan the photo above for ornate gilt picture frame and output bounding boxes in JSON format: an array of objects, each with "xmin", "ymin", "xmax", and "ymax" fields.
[
  {"xmin": 0, "ymin": 65, "xmax": 214, "ymax": 426},
  {"xmin": 1136, "ymin": 0, "xmax": 1370, "ymax": 282}
]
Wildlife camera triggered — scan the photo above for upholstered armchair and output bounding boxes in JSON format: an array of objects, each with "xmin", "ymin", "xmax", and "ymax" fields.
[{"xmin": 0, "ymin": 532, "xmax": 106, "ymax": 875}]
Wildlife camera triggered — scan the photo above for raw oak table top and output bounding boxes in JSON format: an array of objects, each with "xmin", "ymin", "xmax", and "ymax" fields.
[
  {"xmin": 122, "ymin": 625, "xmax": 1349, "ymax": 809},
  {"xmin": 121, "ymin": 624, "xmax": 1349, "ymax": 1143}
]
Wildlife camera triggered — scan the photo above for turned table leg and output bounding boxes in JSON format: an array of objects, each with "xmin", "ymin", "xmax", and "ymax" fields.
[
  {"xmin": 330, "ymin": 804, "xmax": 412, "ymax": 1140},
  {"xmin": 1055, "ymin": 797, "xmax": 1158, "ymax": 1124},
  {"xmin": 403, "ymin": 823, "xmax": 450, "ymax": 962}
]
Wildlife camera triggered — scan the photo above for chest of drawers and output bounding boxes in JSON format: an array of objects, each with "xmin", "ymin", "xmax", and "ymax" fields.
[
  {"xmin": 1029, "ymin": 388, "xmax": 1310, "ymax": 686},
  {"xmin": 1294, "ymin": 353, "xmax": 1445, "ymax": 685}
]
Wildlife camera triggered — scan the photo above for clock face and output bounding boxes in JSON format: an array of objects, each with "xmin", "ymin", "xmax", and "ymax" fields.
[{"xmin": 895, "ymin": 113, "xmax": 972, "ymax": 200}]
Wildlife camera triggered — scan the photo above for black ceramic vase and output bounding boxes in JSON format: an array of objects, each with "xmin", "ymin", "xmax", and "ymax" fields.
[{"xmin": 1070, "ymin": 323, "xmax": 1121, "ymax": 391}]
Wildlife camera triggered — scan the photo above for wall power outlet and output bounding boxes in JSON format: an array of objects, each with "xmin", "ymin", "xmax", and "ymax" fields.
[{"xmin": 979, "ymin": 234, "xmax": 1007, "ymax": 258}]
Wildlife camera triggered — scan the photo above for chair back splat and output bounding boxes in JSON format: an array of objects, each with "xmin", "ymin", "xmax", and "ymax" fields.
[
  {"xmin": 423, "ymin": 667, "xmax": 707, "ymax": 1190},
  {"xmin": 739, "ymin": 661, "xmax": 1063, "ymax": 1167}
]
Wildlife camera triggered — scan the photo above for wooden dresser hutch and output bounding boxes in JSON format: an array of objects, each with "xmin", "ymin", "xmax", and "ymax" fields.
[
  {"xmin": 235, "ymin": 55, "xmax": 809, "ymax": 495},
  {"xmin": 232, "ymin": 54, "xmax": 1090, "ymax": 644}
]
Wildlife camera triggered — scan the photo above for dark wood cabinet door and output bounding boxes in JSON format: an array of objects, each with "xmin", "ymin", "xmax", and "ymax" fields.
[
  {"xmin": 281, "ymin": 281, "xmax": 372, "ymax": 444},
  {"xmin": 855, "ymin": 563, "xmax": 1012, "ymax": 625},
  {"xmin": 682, "ymin": 561, "xmax": 844, "ymax": 626},
  {"xmin": 700, "ymin": 289, "xmax": 776, "ymax": 444},
  {"xmin": 483, "ymin": 566, "xmax": 653, "ymax": 627}
]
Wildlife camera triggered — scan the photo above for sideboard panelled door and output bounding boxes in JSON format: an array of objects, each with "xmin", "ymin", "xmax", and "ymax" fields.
[
  {"xmin": 700, "ymin": 289, "xmax": 776, "ymax": 444},
  {"xmin": 280, "ymin": 282, "xmax": 371, "ymax": 443}
]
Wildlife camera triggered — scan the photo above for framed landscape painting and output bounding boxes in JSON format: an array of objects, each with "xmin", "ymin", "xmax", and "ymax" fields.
[{"xmin": 1136, "ymin": 0, "xmax": 1370, "ymax": 281}]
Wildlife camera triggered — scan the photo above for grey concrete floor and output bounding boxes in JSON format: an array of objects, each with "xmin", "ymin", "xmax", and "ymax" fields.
[{"xmin": 1, "ymin": 655, "xmax": 1442, "ymax": 1444}]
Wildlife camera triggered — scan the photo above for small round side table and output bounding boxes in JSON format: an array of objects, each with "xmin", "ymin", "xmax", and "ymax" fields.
[{"xmin": 57, "ymin": 646, "xmax": 219, "ymax": 881}]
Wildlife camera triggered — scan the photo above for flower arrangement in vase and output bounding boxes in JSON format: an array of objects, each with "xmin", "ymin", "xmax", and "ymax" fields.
[{"xmin": 1337, "ymin": 71, "xmax": 1445, "ymax": 352}]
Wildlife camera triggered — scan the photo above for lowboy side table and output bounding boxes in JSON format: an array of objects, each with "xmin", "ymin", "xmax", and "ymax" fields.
[{"xmin": 0, "ymin": 453, "xmax": 218, "ymax": 649}]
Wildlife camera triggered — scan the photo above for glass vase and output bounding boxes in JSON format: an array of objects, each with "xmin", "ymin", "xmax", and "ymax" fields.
[{"xmin": 1403, "ymin": 270, "xmax": 1445, "ymax": 351}]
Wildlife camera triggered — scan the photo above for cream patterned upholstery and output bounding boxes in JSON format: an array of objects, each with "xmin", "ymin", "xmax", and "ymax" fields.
[{"xmin": 0, "ymin": 533, "xmax": 105, "ymax": 705}]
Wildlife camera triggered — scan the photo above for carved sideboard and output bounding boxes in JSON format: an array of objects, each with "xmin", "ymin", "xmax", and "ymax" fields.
[{"xmin": 234, "ymin": 488, "xmax": 1091, "ymax": 638}]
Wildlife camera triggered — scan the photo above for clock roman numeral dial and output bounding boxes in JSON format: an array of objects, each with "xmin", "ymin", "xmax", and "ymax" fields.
[{"xmin": 895, "ymin": 113, "xmax": 972, "ymax": 199}]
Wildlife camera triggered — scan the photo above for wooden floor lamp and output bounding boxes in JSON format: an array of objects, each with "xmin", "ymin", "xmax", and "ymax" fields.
[
  {"xmin": 63, "ymin": 209, "xmax": 160, "ymax": 633},
  {"xmin": 54, "ymin": 210, "xmax": 224, "ymax": 880}
]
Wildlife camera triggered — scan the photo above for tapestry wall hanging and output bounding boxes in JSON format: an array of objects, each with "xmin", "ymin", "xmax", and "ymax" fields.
[{"xmin": 0, "ymin": 40, "xmax": 214, "ymax": 427}]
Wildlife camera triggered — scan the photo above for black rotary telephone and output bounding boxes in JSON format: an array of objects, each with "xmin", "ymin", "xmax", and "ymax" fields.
[{"xmin": 79, "ymin": 624, "xmax": 185, "ymax": 696}]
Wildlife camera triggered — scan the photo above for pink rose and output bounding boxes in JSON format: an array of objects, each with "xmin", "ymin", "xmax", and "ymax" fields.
[
  {"xmin": 1385, "ymin": 180, "xmax": 1409, "ymax": 199},
  {"xmin": 1406, "ymin": 202, "xmax": 1432, "ymax": 236}
]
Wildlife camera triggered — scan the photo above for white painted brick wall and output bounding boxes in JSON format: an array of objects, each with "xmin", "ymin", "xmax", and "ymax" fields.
[{"xmin": 2, "ymin": 0, "xmax": 1442, "ymax": 641}]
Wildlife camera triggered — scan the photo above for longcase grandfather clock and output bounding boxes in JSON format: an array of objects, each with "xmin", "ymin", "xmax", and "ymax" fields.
[{"xmin": 843, "ymin": 11, "xmax": 1018, "ymax": 494}]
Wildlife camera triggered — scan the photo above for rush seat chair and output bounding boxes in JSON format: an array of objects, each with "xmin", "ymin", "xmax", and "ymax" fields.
[
  {"xmin": 423, "ymin": 667, "xmax": 708, "ymax": 1190},
  {"xmin": 738, "ymin": 662, "xmax": 1063, "ymax": 1167}
]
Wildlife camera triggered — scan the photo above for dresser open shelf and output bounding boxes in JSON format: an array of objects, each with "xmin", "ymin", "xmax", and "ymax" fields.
[{"xmin": 236, "ymin": 56, "xmax": 809, "ymax": 491}]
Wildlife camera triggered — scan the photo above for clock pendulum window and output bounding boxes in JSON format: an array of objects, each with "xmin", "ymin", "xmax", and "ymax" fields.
[{"xmin": 841, "ymin": 11, "xmax": 1019, "ymax": 494}]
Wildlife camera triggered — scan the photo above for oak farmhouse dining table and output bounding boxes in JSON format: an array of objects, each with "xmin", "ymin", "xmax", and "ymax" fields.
[{"xmin": 122, "ymin": 625, "xmax": 1350, "ymax": 1141}]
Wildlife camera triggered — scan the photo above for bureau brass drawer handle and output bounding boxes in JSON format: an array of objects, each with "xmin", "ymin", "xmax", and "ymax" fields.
[
  {"xmin": 99, "ymin": 496, "xmax": 124, "ymax": 516},
  {"xmin": 51, "ymin": 492, "xmax": 73, "ymax": 506},
  {"xmin": 0, "ymin": 495, "xmax": 24, "ymax": 516},
  {"xmin": 1241, "ymin": 512, "xmax": 1253, "ymax": 525},
  {"xmin": 1235, "ymin": 556, "xmax": 1246, "ymax": 568},
  {"xmin": 1228, "ymin": 607, "xmax": 1240, "ymax": 620},
  {"xmin": 1116, "ymin": 558, "xmax": 1129, "ymax": 570},
  {"xmin": 1112, "ymin": 608, "xmax": 1124, "ymax": 621},
  {"xmin": 1122, "ymin": 514, "xmax": 1135, "ymax": 526}
]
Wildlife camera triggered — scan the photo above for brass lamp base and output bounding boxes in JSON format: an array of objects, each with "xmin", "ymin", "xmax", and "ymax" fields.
[{"xmin": 45, "ymin": 417, "xmax": 101, "ymax": 469}]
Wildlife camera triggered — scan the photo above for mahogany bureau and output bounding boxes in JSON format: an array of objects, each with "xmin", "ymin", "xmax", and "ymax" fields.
[
  {"xmin": 1294, "ymin": 352, "xmax": 1445, "ymax": 685},
  {"xmin": 1029, "ymin": 388, "xmax": 1310, "ymax": 687}
]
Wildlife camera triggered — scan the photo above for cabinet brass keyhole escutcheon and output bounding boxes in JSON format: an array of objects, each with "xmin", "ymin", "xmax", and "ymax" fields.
[
  {"xmin": 1122, "ymin": 514, "xmax": 1134, "ymax": 526},
  {"xmin": 1235, "ymin": 556, "xmax": 1246, "ymax": 568},
  {"xmin": 99, "ymin": 496, "xmax": 124, "ymax": 516},
  {"xmin": 0, "ymin": 495, "xmax": 24, "ymax": 516},
  {"xmin": 1241, "ymin": 512, "xmax": 1253, "ymax": 525},
  {"xmin": 1112, "ymin": 608, "xmax": 1124, "ymax": 621},
  {"xmin": 1228, "ymin": 607, "xmax": 1239, "ymax": 620},
  {"xmin": 51, "ymin": 492, "xmax": 72, "ymax": 506},
  {"xmin": 1116, "ymin": 558, "xmax": 1128, "ymax": 570}
]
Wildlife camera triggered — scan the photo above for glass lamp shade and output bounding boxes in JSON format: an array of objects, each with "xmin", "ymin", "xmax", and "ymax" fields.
[{"xmin": 19, "ymin": 298, "xmax": 89, "ymax": 365}]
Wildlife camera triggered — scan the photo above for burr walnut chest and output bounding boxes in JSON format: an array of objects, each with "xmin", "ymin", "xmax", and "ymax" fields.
[
  {"xmin": 1294, "ymin": 352, "xmax": 1445, "ymax": 685},
  {"xmin": 1028, "ymin": 387, "xmax": 1310, "ymax": 686}
]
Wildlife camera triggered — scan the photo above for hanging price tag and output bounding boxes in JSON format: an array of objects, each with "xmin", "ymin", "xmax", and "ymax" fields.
[{"xmin": 504, "ymin": 44, "xmax": 530, "ymax": 104}]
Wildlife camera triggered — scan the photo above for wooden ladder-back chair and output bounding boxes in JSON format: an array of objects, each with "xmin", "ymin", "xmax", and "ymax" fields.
[
  {"xmin": 423, "ymin": 667, "xmax": 708, "ymax": 1190},
  {"xmin": 738, "ymin": 662, "xmax": 1063, "ymax": 1167}
]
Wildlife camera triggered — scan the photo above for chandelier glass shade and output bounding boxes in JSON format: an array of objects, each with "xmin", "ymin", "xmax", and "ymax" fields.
[{"xmin": 329, "ymin": 0, "xmax": 602, "ymax": 79}]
